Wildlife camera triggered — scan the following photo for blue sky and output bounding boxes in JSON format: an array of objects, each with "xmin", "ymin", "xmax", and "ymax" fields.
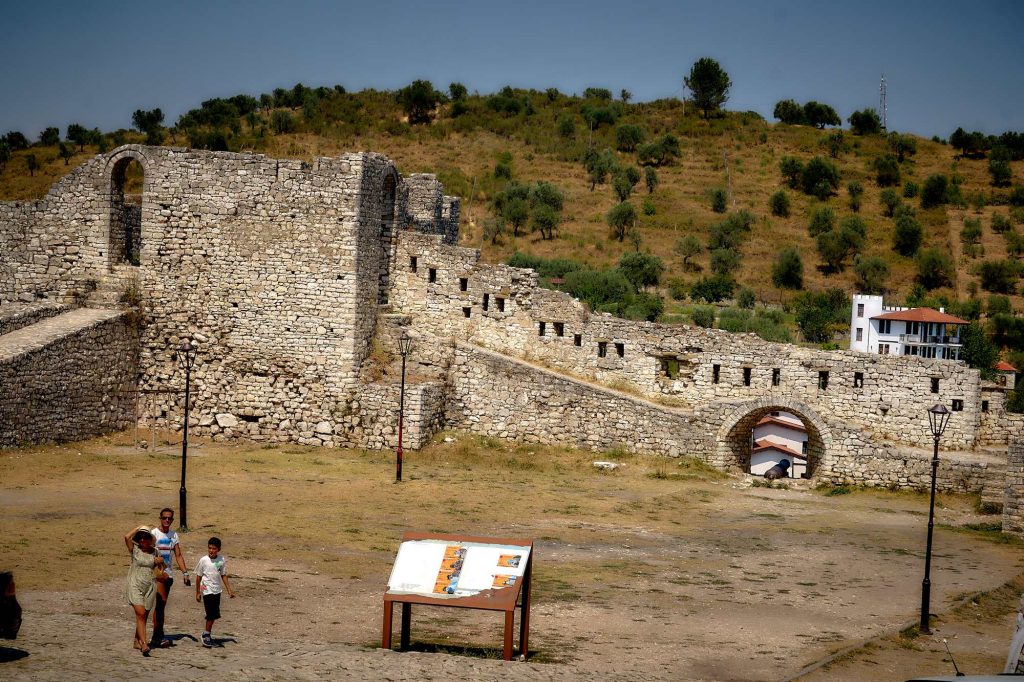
[{"xmin": 2, "ymin": 0, "xmax": 1022, "ymax": 141}]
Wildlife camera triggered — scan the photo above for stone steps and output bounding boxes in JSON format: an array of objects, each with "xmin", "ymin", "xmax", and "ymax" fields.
[
  {"xmin": 0, "ymin": 307, "xmax": 125, "ymax": 362},
  {"xmin": 0, "ymin": 301, "xmax": 69, "ymax": 336}
]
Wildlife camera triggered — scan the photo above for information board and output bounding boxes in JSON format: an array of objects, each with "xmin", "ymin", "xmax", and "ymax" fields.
[{"xmin": 388, "ymin": 538, "xmax": 531, "ymax": 598}]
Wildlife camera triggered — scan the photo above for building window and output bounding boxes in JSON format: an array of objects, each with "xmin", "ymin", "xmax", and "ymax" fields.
[
  {"xmin": 459, "ymin": 277, "xmax": 468, "ymax": 292},
  {"xmin": 409, "ymin": 256, "xmax": 418, "ymax": 273},
  {"xmin": 712, "ymin": 365, "xmax": 720, "ymax": 384},
  {"xmin": 573, "ymin": 334, "xmax": 582, "ymax": 347},
  {"xmin": 879, "ymin": 343, "xmax": 890, "ymax": 355},
  {"xmin": 856, "ymin": 328, "xmax": 863, "ymax": 342},
  {"xmin": 462, "ymin": 307, "xmax": 471, "ymax": 318},
  {"xmin": 554, "ymin": 322, "xmax": 564, "ymax": 337},
  {"xmin": 538, "ymin": 321, "xmax": 546, "ymax": 336},
  {"xmin": 818, "ymin": 371, "xmax": 829, "ymax": 390},
  {"xmin": 931, "ymin": 378, "xmax": 939, "ymax": 393},
  {"xmin": 661, "ymin": 357, "xmax": 679, "ymax": 379},
  {"xmin": 428, "ymin": 268, "xmax": 437, "ymax": 283},
  {"xmin": 982, "ymin": 400, "xmax": 989, "ymax": 413},
  {"xmin": 597, "ymin": 342, "xmax": 608, "ymax": 358},
  {"xmin": 482, "ymin": 293, "xmax": 489, "ymax": 311},
  {"xmin": 880, "ymin": 320, "xmax": 891, "ymax": 334},
  {"xmin": 854, "ymin": 372, "xmax": 864, "ymax": 388},
  {"xmin": 496, "ymin": 297, "xmax": 505, "ymax": 312},
  {"xmin": 772, "ymin": 368, "xmax": 780, "ymax": 386},
  {"xmin": 615, "ymin": 342, "xmax": 625, "ymax": 357},
  {"xmin": 857, "ymin": 303, "xmax": 864, "ymax": 318},
  {"xmin": 743, "ymin": 367, "xmax": 751, "ymax": 386},
  {"xmin": 952, "ymin": 399, "xmax": 963, "ymax": 411}
]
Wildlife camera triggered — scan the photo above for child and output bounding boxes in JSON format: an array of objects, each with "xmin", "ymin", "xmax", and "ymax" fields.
[{"xmin": 194, "ymin": 537, "xmax": 235, "ymax": 647}]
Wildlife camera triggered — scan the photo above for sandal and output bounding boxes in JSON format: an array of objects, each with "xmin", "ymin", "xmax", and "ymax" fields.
[{"xmin": 141, "ymin": 647, "xmax": 151, "ymax": 657}]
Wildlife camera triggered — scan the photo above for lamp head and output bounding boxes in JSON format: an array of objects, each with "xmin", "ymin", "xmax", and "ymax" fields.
[
  {"xmin": 398, "ymin": 332, "xmax": 412, "ymax": 357},
  {"xmin": 927, "ymin": 403, "xmax": 951, "ymax": 438},
  {"xmin": 177, "ymin": 339, "xmax": 198, "ymax": 372}
]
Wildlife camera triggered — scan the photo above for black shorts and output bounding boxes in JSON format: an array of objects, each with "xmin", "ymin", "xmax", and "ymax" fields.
[{"xmin": 202, "ymin": 593, "xmax": 221, "ymax": 621}]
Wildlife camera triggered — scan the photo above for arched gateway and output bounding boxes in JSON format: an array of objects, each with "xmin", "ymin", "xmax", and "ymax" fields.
[{"xmin": 715, "ymin": 397, "xmax": 833, "ymax": 478}]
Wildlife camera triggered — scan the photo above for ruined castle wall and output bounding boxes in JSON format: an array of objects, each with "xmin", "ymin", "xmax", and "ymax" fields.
[
  {"xmin": 0, "ymin": 312, "xmax": 139, "ymax": 447},
  {"xmin": 1004, "ymin": 440, "xmax": 1024, "ymax": 535},
  {"xmin": 392, "ymin": 232, "xmax": 984, "ymax": 450}
]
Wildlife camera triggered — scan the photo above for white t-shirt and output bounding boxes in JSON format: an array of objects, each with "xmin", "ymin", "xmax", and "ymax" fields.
[
  {"xmin": 151, "ymin": 527, "xmax": 179, "ymax": 580},
  {"xmin": 195, "ymin": 554, "xmax": 227, "ymax": 596}
]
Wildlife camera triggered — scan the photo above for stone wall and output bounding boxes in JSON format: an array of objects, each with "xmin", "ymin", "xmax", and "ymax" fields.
[
  {"xmin": 0, "ymin": 302, "xmax": 69, "ymax": 336},
  {"xmin": 1004, "ymin": 440, "xmax": 1024, "ymax": 535},
  {"xmin": 391, "ymin": 231, "xmax": 986, "ymax": 451},
  {"xmin": 0, "ymin": 311, "xmax": 139, "ymax": 447}
]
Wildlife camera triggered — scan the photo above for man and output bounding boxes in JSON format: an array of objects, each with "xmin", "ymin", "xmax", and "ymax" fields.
[
  {"xmin": 0, "ymin": 571, "xmax": 21, "ymax": 640},
  {"xmin": 150, "ymin": 508, "xmax": 190, "ymax": 647}
]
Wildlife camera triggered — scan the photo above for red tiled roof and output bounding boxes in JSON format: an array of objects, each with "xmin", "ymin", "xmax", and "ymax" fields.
[
  {"xmin": 870, "ymin": 307, "xmax": 968, "ymax": 324},
  {"xmin": 994, "ymin": 361, "xmax": 1018, "ymax": 372},
  {"xmin": 752, "ymin": 439, "xmax": 806, "ymax": 460},
  {"xmin": 755, "ymin": 415, "xmax": 807, "ymax": 432}
]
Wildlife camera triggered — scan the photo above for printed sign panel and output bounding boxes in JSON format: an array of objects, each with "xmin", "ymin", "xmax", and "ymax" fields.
[{"xmin": 388, "ymin": 539, "xmax": 531, "ymax": 598}]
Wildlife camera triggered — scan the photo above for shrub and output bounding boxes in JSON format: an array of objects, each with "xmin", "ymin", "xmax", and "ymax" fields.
[
  {"xmin": 769, "ymin": 190, "xmax": 790, "ymax": 217},
  {"xmin": 644, "ymin": 167, "xmax": 658, "ymax": 194},
  {"xmin": 642, "ymin": 197, "xmax": 656, "ymax": 215},
  {"xmin": 615, "ymin": 124, "xmax": 645, "ymax": 152},
  {"xmin": 873, "ymin": 155, "xmax": 901, "ymax": 187},
  {"xmin": 903, "ymin": 181, "xmax": 919, "ymax": 199},
  {"xmin": 853, "ymin": 255, "xmax": 889, "ymax": 294},
  {"xmin": 880, "ymin": 188, "xmax": 901, "ymax": 217},
  {"xmin": 993, "ymin": 213, "xmax": 1012, "ymax": 234},
  {"xmin": 691, "ymin": 306, "xmax": 716, "ymax": 328},
  {"xmin": 711, "ymin": 188, "xmax": 727, "ymax": 213},
  {"xmin": 666, "ymin": 278, "xmax": 688, "ymax": 300},
  {"xmin": 893, "ymin": 207, "xmax": 923, "ymax": 256},
  {"xmin": 848, "ymin": 108, "xmax": 882, "ymax": 135},
  {"xmin": 978, "ymin": 260, "xmax": 1019, "ymax": 294},
  {"xmin": 779, "ymin": 156, "xmax": 803, "ymax": 189},
  {"xmin": 961, "ymin": 217, "xmax": 982, "ymax": 245},
  {"xmin": 800, "ymin": 157, "xmax": 840, "ymax": 198},
  {"xmin": 915, "ymin": 248, "xmax": 955, "ymax": 290},
  {"xmin": 710, "ymin": 247, "xmax": 742, "ymax": 276},
  {"xmin": 808, "ymin": 205, "xmax": 837, "ymax": 236},
  {"xmin": 558, "ymin": 115, "xmax": 576, "ymax": 138},
  {"xmin": 793, "ymin": 288, "xmax": 850, "ymax": 343},
  {"xmin": 988, "ymin": 294, "xmax": 1012, "ymax": 316},
  {"xmin": 618, "ymin": 252, "xmax": 664, "ymax": 289},
  {"xmin": 847, "ymin": 181, "xmax": 864, "ymax": 212},
  {"xmin": 606, "ymin": 202, "xmax": 637, "ymax": 241},
  {"xmin": 718, "ymin": 307, "xmax": 793, "ymax": 343},
  {"xmin": 921, "ymin": 174, "xmax": 950, "ymax": 209},
  {"xmin": 562, "ymin": 269, "xmax": 633, "ymax": 310},
  {"xmin": 1007, "ymin": 231, "xmax": 1024, "ymax": 258},
  {"xmin": 690, "ymin": 275, "xmax": 736, "ymax": 303},
  {"xmin": 737, "ymin": 288, "xmax": 756, "ymax": 309},
  {"xmin": 771, "ymin": 248, "xmax": 803, "ymax": 289}
]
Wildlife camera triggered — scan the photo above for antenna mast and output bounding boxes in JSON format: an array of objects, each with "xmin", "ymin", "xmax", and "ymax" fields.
[{"xmin": 879, "ymin": 74, "xmax": 887, "ymax": 131}]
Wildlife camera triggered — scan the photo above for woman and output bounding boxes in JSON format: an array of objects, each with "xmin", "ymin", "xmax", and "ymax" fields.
[{"xmin": 123, "ymin": 525, "xmax": 164, "ymax": 656}]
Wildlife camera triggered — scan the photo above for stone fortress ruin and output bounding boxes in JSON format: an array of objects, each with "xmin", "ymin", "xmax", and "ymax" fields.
[{"xmin": 2, "ymin": 144, "xmax": 1023, "ymax": 527}]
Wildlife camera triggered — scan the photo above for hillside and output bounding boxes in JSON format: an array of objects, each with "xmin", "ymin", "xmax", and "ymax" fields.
[{"xmin": 2, "ymin": 85, "xmax": 1023, "ymax": 336}]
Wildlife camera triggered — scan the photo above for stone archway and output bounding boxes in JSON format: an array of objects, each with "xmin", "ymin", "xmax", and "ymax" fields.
[
  {"xmin": 105, "ymin": 149, "xmax": 149, "ymax": 270},
  {"xmin": 716, "ymin": 398, "xmax": 834, "ymax": 478}
]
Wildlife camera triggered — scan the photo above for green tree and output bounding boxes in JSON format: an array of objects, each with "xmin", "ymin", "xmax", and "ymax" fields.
[
  {"xmin": 793, "ymin": 288, "xmax": 849, "ymax": 343},
  {"xmin": 690, "ymin": 274, "xmax": 735, "ymax": 303},
  {"xmin": 674, "ymin": 235, "xmax": 702, "ymax": 270},
  {"xmin": 26, "ymin": 153, "xmax": 38, "ymax": 176},
  {"xmin": 854, "ymin": 255, "xmax": 890, "ymax": 294},
  {"xmin": 769, "ymin": 190, "xmax": 790, "ymax": 217},
  {"xmin": 808, "ymin": 205, "xmax": 837, "ymax": 236},
  {"xmin": 978, "ymin": 259, "xmax": 1018, "ymax": 294},
  {"xmin": 802, "ymin": 101, "xmax": 841, "ymax": 129},
  {"xmin": 557, "ymin": 115, "xmax": 576, "ymax": 139},
  {"xmin": 0, "ymin": 141, "xmax": 9, "ymax": 170},
  {"xmin": 636, "ymin": 134, "xmax": 680, "ymax": 166},
  {"xmin": 873, "ymin": 155, "xmax": 901, "ymax": 187},
  {"xmin": 615, "ymin": 124, "xmax": 645, "ymax": 152},
  {"xmin": 397, "ymin": 79, "xmax": 442, "ymax": 125},
  {"xmin": 921, "ymin": 174, "xmax": 949, "ymax": 209},
  {"xmin": 684, "ymin": 57, "xmax": 732, "ymax": 118},
  {"xmin": 893, "ymin": 207, "xmax": 923, "ymax": 256},
  {"xmin": 493, "ymin": 181, "xmax": 531, "ymax": 236},
  {"xmin": 691, "ymin": 306, "xmax": 716, "ymax": 327},
  {"xmin": 992, "ymin": 213, "xmax": 1012, "ymax": 234},
  {"xmin": 66, "ymin": 123, "xmax": 89, "ymax": 151},
  {"xmin": 607, "ymin": 201, "xmax": 637, "ymax": 241},
  {"xmin": 3, "ymin": 131, "xmax": 29, "ymax": 150},
  {"xmin": 960, "ymin": 322, "xmax": 999, "ymax": 373},
  {"xmin": 711, "ymin": 188, "xmax": 727, "ymax": 213},
  {"xmin": 620, "ymin": 89, "xmax": 632, "ymax": 103},
  {"xmin": 483, "ymin": 217, "xmax": 505, "ymax": 245},
  {"xmin": 38, "ymin": 127, "xmax": 60, "ymax": 146},
  {"xmin": 779, "ymin": 156, "xmax": 803, "ymax": 189},
  {"xmin": 888, "ymin": 133, "xmax": 917, "ymax": 163},
  {"xmin": 848, "ymin": 108, "xmax": 882, "ymax": 135},
  {"xmin": 824, "ymin": 130, "xmax": 848, "ymax": 159},
  {"xmin": 613, "ymin": 174, "xmax": 633, "ymax": 202},
  {"xmin": 131, "ymin": 108, "xmax": 165, "ymax": 145},
  {"xmin": 847, "ymin": 181, "xmax": 864, "ymax": 212},
  {"xmin": 58, "ymin": 142, "xmax": 73, "ymax": 165},
  {"xmin": 737, "ymin": 287, "xmax": 756, "ymax": 309},
  {"xmin": 618, "ymin": 252, "xmax": 664, "ymax": 289},
  {"xmin": 644, "ymin": 166, "xmax": 658, "ymax": 194},
  {"xmin": 582, "ymin": 148, "xmax": 617, "ymax": 190},
  {"xmin": 903, "ymin": 181, "xmax": 919, "ymax": 198},
  {"xmin": 816, "ymin": 219, "xmax": 864, "ymax": 272},
  {"xmin": 988, "ymin": 294, "xmax": 1012, "ymax": 316},
  {"xmin": 771, "ymin": 247, "xmax": 803, "ymax": 289},
  {"xmin": 531, "ymin": 203, "xmax": 560, "ymax": 240},
  {"xmin": 880, "ymin": 188, "xmax": 901, "ymax": 217},
  {"xmin": 271, "ymin": 110, "xmax": 295, "ymax": 134},
  {"xmin": 915, "ymin": 248, "xmax": 955, "ymax": 289},
  {"xmin": 448, "ymin": 82, "xmax": 468, "ymax": 101},
  {"xmin": 710, "ymin": 247, "xmax": 742, "ymax": 276},
  {"xmin": 961, "ymin": 217, "xmax": 983, "ymax": 245},
  {"xmin": 773, "ymin": 99, "xmax": 805, "ymax": 124},
  {"xmin": 990, "ymin": 147, "xmax": 1013, "ymax": 187},
  {"xmin": 800, "ymin": 157, "xmax": 840, "ymax": 198}
]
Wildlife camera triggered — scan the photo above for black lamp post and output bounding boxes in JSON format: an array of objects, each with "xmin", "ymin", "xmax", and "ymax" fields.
[
  {"xmin": 177, "ymin": 339, "xmax": 198, "ymax": 531},
  {"xmin": 395, "ymin": 332, "xmax": 412, "ymax": 483},
  {"xmin": 920, "ymin": 403, "xmax": 951, "ymax": 634}
]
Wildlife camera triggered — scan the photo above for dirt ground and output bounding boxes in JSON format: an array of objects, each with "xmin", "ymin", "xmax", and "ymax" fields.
[{"xmin": 1, "ymin": 431, "xmax": 1022, "ymax": 681}]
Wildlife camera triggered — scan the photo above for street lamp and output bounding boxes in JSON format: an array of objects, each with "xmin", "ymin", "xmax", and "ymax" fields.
[
  {"xmin": 177, "ymin": 339, "xmax": 199, "ymax": 531},
  {"xmin": 920, "ymin": 403, "xmax": 951, "ymax": 634},
  {"xmin": 395, "ymin": 332, "xmax": 412, "ymax": 483}
]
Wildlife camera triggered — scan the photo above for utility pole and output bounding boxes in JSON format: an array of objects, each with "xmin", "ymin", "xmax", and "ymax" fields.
[{"xmin": 879, "ymin": 74, "xmax": 887, "ymax": 131}]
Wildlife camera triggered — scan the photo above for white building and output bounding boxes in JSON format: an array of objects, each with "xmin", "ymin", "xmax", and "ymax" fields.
[
  {"xmin": 750, "ymin": 412, "xmax": 808, "ymax": 479},
  {"xmin": 849, "ymin": 294, "xmax": 968, "ymax": 360}
]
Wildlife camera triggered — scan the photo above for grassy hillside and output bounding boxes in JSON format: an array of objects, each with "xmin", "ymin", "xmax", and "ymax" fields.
[{"xmin": 2, "ymin": 86, "xmax": 1022, "ymax": 329}]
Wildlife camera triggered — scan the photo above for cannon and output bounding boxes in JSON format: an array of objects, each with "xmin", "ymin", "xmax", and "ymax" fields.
[
  {"xmin": 0, "ymin": 571, "xmax": 21, "ymax": 640},
  {"xmin": 764, "ymin": 459, "xmax": 791, "ymax": 481}
]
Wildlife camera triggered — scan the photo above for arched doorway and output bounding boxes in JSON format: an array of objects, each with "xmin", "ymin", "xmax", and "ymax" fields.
[
  {"xmin": 716, "ymin": 399, "xmax": 832, "ymax": 479},
  {"xmin": 109, "ymin": 155, "xmax": 145, "ymax": 268},
  {"xmin": 377, "ymin": 172, "xmax": 398, "ymax": 304}
]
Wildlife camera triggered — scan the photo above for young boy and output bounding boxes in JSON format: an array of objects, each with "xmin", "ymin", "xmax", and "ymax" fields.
[{"xmin": 194, "ymin": 537, "xmax": 235, "ymax": 647}]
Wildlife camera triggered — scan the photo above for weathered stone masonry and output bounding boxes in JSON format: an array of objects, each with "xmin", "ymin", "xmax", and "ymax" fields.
[{"xmin": 0, "ymin": 144, "xmax": 1013, "ymax": 503}]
